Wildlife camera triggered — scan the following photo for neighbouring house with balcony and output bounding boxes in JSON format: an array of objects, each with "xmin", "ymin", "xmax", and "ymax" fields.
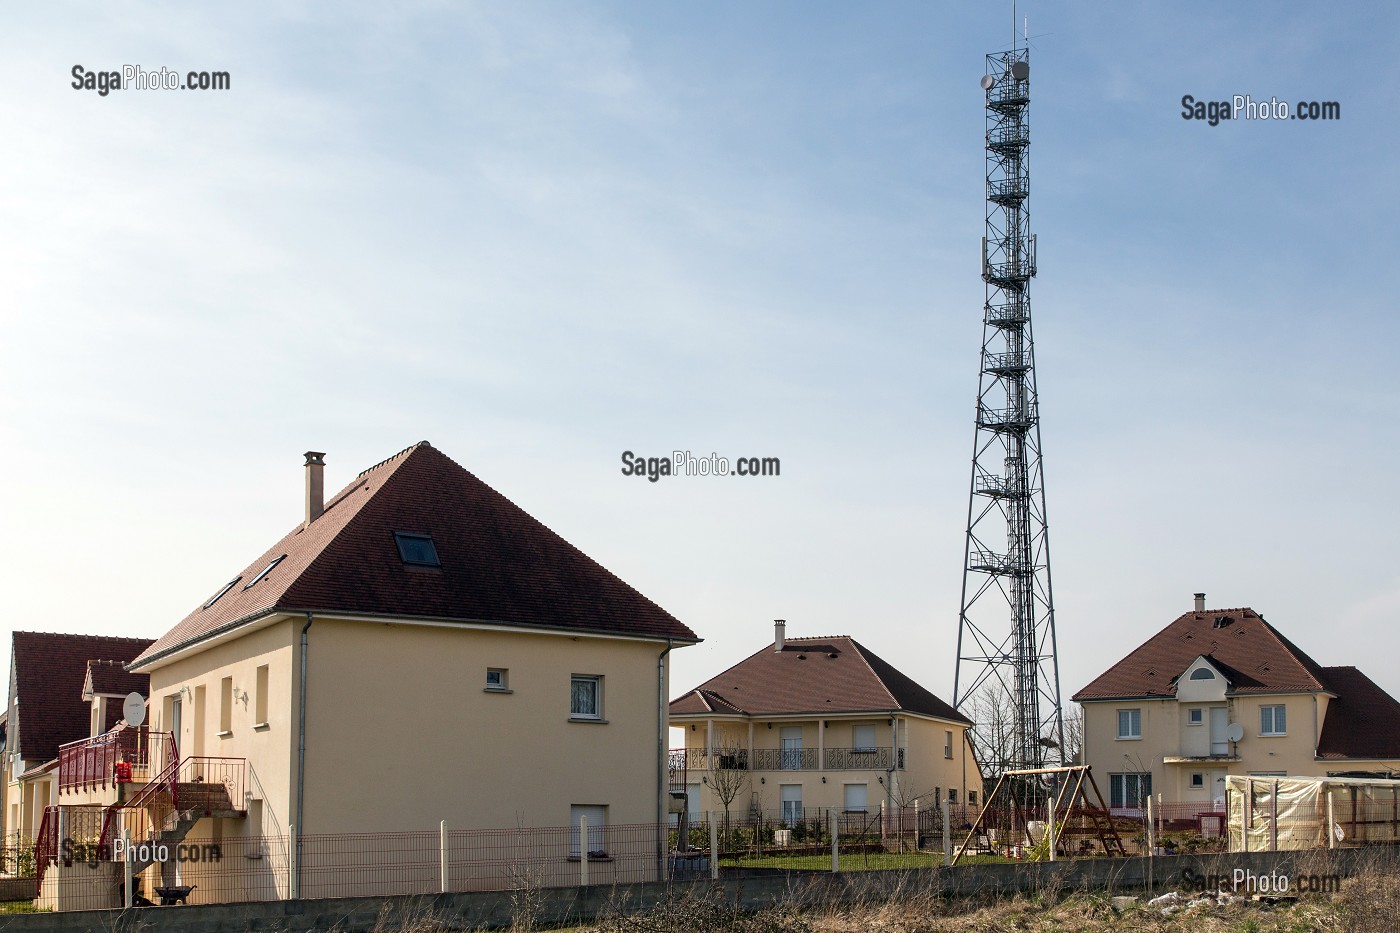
[
  {"xmin": 38, "ymin": 441, "xmax": 698, "ymax": 909},
  {"xmin": 4, "ymin": 633, "xmax": 153, "ymax": 847},
  {"xmin": 1074, "ymin": 593, "xmax": 1400, "ymax": 813},
  {"xmin": 669, "ymin": 622, "xmax": 982, "ymax": 827}
]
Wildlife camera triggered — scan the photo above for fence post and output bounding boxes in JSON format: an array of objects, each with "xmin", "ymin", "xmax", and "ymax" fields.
[
  {"xmin": 880, "ymin": 800, "xmax": 886, "ymax": 841},
  {"xmin": 122, "ymin": 828, "xmax": 133, "ymax": 909},
  {"xmin": 942, "ymin": 798, "xmax": 951, "ymax": 866},
  {"xmin": 1046, "ymin": 797, "xmax": 1055, "ymax": 863},
  {"xmin": 829, "ymin": 809, "xmax": 838, "ymax": 873},
  {"xmin": 580, "ymin": 816, "xmax": 589, "ymax": 887},
  {"xmin": 440, "ymin": 820, "xmax": 447, "ymax": 893},
  {"xmin": 708, "ymin": 811, "xmax": 718, "ymax": 881},
  {"xmin": 913, "ymin": 799, "xmax": 920, "ymax": 851},
  {"xmin": 1145, "ymin": 794, "xmax": 1154, "ymax": 894},
  {"xmin": 289, "ymin": 823, "xmax": 297, "ymax": 900},
  {"xmin": 1271, "ymin": 780, "xmax": 1279, "ymax": 852},
  {"xmin": 1327, "ymin": 793, "xmax": 1337, "ymax": 849}
]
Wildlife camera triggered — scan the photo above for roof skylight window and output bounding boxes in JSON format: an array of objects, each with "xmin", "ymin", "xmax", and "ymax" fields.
[
  {"xmin": 394, "ymin": 533, "xmax": 441, "ymax": 567},
  {"xmin": 244, "ymin": 555, "xmax": 287, "ymax": 589},
  {"xmin": 203, "ymin": 577, "xmax": 242, "ymax": 610}
]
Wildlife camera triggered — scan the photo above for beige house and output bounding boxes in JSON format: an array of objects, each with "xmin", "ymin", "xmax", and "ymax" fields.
[
  {"xmin": 43, "ymin": 442, "xmax": 698, "ymax": 906},
  {"xmin": 1074, "ymin": 594, "xmax": 1400, "ymax": 810},
  {"xmin": 670, "ymin": 622, "xmax": 982, "ymax": 825}
]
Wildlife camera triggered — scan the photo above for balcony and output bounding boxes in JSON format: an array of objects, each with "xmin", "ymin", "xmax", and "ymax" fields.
[
  {"xmin": 58, "ymin": 727, "xmax": 177, "ymax": 794},
  {"xmin": 670, "ymin": 747, "xmax": 905, "ymax": 773}
]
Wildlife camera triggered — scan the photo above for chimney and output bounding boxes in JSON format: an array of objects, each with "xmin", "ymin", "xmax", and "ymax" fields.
[
  {"xmin": 774, "ymin": 619, "xmax": 786, "ymax": 653},
  {"xmin": 1194, "ymin": 592, "xmax": 1206, "ymax": 613},
  {"xmin": 304, "ymin": 451, "xmax": 326, "ymax": 527}
]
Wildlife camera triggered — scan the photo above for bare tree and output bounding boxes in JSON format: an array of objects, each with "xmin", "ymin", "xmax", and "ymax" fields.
[
  {"xmin": 706, "ymin": 740, "xmax": 749, "ymax": 848},
  {"xmin": 968, "ymin": 685, "xmax": 1016, "ymax": 789},
  {"xmin": 1060, "ymin": 703, "xmax": 1084, "ymax": 765}
]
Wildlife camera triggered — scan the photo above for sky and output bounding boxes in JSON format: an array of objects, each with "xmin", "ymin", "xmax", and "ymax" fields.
[{"xmin": 3, "ymin": 2, "xmax": 1398, "ymax": 726}]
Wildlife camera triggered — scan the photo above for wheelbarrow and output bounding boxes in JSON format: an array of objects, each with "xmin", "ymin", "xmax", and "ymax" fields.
[{"xmin": 153, "ymin": 884, "xmax": 197, "ymax": 905}]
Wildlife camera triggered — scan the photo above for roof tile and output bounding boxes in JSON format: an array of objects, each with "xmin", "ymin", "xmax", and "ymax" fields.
[
  {"xmin": 134, "ymin": 443, "xmax": 696, "ymax": 667},
  {"xmin": 670, "ymin": 636, "xmax": 970, "ymax": 724}
]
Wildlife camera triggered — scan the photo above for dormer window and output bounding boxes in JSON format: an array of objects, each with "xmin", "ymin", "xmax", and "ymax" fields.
[
  {"xmin": 394, "ymin": 533, "xmax": 440, "ymax": 568},
  {"xmin": 1189, "ymin": 668, "xmax": 1216, "ymax": 681}
]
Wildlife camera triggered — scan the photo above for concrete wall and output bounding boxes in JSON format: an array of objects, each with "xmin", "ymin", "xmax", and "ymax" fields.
[{"xmin": 11, "ymin": 846, "xmax": 1392, "ymax": 933}]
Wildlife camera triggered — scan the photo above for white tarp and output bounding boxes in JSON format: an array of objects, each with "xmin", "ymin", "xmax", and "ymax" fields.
[{"xmin": 1226, "ymin": 775, "xmax": 1400, "ymax": 852}]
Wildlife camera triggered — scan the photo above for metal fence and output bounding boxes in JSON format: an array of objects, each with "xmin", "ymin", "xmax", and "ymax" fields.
[{"xmin": 23, "ymin": 797, "xmax": 1400, "ymax": 912}]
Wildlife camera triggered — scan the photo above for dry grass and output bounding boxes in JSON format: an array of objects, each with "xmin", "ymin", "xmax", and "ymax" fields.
[{"xmin": 579, "ymin": 862, "xmax": 1400, "ymax": 933}]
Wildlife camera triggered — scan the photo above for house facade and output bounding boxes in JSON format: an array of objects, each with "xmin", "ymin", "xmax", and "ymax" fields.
[
  {"xmin": 44, "ymin": 442, "xmax": 698, "ymax": 906},
  {"xmin": 1074, "ymin": 594, "xmax": 1400, "ymax": 810},
  {"xmin": 4, "ymin": 633, "xmax": 152, "ymax": 844},
  {"xmin": 670, "ymin": 622, "xmax": 982, "ymax": 825}
]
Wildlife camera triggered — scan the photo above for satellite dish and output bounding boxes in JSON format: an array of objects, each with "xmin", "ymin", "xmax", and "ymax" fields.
[
  {"xmin": 1226, "ymin": 722, "xmax": 1245, "ymax": 743},
  {"xmin": 1010, "ymin": 61, "xmax": 1029, "ymax": 81},
  {"xmin": 979, "ymin": 74, "xmax": 995, "ymax": 91},
  {"xmin": 123, "ymin": 692, "xmax": 146, "ymax": 728}
]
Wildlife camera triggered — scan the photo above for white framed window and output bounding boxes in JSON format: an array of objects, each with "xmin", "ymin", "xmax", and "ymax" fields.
[
  {"xmin": 852, "ymin": 724, "xmax": 877, "ymax": 752},
  {"xmin": 1189, "ymin": 668, "xmax": 1215, "ymax": 681},
  {"xmin": 1117, "ymin": 709, "xmax": 1141, "ymax": 739},
  {"xmin": 1191, "ymin": 773, "xmax": 1204, "ymax": 788},
  {"xmin": 1260, "ymin": 705, "xmax": 1287, "ymax": 736},
  {"xmin": 780, "ymin": 784, "xmax": 803, "ymax": 825},
  {"xmin": 948, "ymin": 788, "xmax": 958, "ymax": 803},
  {"xmin": 1188, "ymin": 708, "xmax": 1203, "ymax": 726},
  {"xmin": 486, "ymin": 668, "xmax": 509, "ymax": 691},
  {"xmin": 944, "ymin": 730, "xmax": 954, "ymax": 758},
  {"xmin": 569, "ymin": 805, "xmax": 606, "ymax": 858},
  {"xmin": 570, "ymin": 675, "xmax": 601, "ymax": 720},
  {"xmin": 842, "ymin": 783, "xmax": 868, "ymax": 813},
  {"xmin": 968, "ymin": 790, "xmax": 978, "ymax": 805},
  {"xmin": 1110, "ymin": 772, "xmax": 1152, "ymax": 807}
]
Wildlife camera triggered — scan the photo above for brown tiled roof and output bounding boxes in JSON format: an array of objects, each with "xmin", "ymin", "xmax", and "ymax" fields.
[
  {"xmin": 1072, "ymin": 608, "xmax": 1330, "ymax": 701},
  {"xmin": 133, "ymin": 443, "xmax": 696, "ymax": 668},
  {"xmin": 1316, "ymin": 667, "xmax": 1400, "ymax": 761},
  {"xmin": 670, "ymin": 636, "xmax": 970, "ymax": 724},
  {"xmin": 84, "ymin": 660, "xmax": 149, "ymax": 699},
  {"xmin": 10, "ymin": 633, "xmax": 154, "ymax": 764}
]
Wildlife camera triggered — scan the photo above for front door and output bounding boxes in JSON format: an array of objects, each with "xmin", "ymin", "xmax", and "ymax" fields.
[
  {"xmin": 171, "ymin": 696, "xmax": 182, "ymax": 753},
  {"xmin": 780, "ymin": 727, "xmax": 802, "ymax": 770},
  {"xmin": 1209, "ymin": 770, "xmax": 1227, "ymax": 806},
  {"xmin": 1209, "ymin": 707, "xmax": 1228, "ymax": 755}
]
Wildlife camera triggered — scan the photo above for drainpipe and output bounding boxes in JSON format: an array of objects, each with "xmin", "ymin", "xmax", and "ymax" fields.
[
  {"xmin": 295, "ymin": 612, "xmax": 314, "ymax": 899},
  {"xmin": 1312, "ymin": 695, "xmax": 1319, "ymax": 758},
  {"xmin": 656, "ymin": 639, "xmax": 674, "ymax": 881}
]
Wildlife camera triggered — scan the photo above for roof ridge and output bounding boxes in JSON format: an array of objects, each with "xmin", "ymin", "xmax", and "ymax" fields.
[
  {"xmin": 1252, "ymin": 615, "xmax": 1329, "ymax": 691},
  {"xmin": 846, "ymin": 639, "xmax": 900, "ymax": 709},
  {"xmin": 357, "ymin": 440, "xmax": 431, "ymax": 478}
]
